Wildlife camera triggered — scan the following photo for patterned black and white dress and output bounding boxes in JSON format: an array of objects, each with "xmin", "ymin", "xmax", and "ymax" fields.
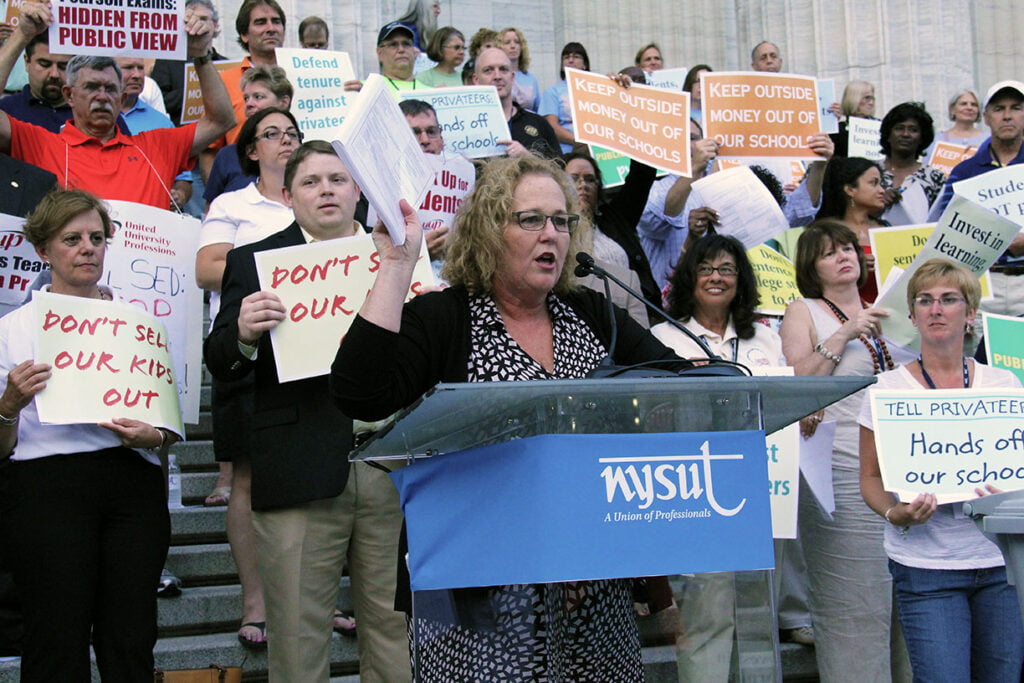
[{"xmin": 411, "ymin": 292, "xmax": 644, "ymax": 682}]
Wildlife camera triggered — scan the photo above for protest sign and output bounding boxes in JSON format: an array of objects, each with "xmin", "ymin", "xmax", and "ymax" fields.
[
  {"xmin": 49, "ymin": 0, "xmax": 184, "ymax": 59},
  {"xmin": 418, "ymin": 152, "xmax": 475, "ymax": 232},
  {"xmin": 928, "ymin": 141, "xmax": 975, "ymax": 177},
  {"xmin": 869, "ymin": 224, "xmax": 992, "ymax": 298},
  {"xmin": 644, "ymin": 67, "xmax": 688, "ymax": 91},
  {"xmin": 102, "ymin": 201, "xmax": 202, "ymax": 424},
  {"xmin": 747, "ymin": 244, "xmax": 800, "ymax": 315},
  {"xmin": 0, "ymin": 213, "xmax": 45, "ymax": 316},
  {"xmin": 817, "ymin": 78, "xmax": 839, "ymax": 134},
  {"xmin": 716, "ymin": 158, "xmax": 806, "ymax": 188},
  {"xmin": 874, "ymin": 195, "xmax": 1020, "ymax": 347},
  {"xmin": 275, "ymin": 48, "xmax": 356, "ymax": 141},
  {"xmin": 567, "ymin": 68, "xmax": 692, "ymax": 177},
  {"xmin": 869, "ymin": 388, "xmax": 1024, "ymax": 504},
  {"xmin": 701, "ymin": 72, "xmax": 820, "ymax": 160},
  {"xmin": 952, "ymin": 164, "xmax": 1024, "ymax": 228},
  {"xmin": 398, "ymin": 86, "xmax": 511, "ymax": 158},
  {"xmin": 588, "ymin": 145, "xmax": 670, "ymax": 188},
  {"xmin": 753, "ymin": 366, "xmax": 800, "ymax": 539},
  {"xmin": 689, "ymin": 166, "xmax": 789, "ymax": 247},
  {"xmin": 179, "ymin": 59, "xmax": 241, "ymax": 124},
  {"xmin": 33, "ymin": 290, "xmax": 184, "ymax": 436},
  {"xmin": 332, "ymin": 74, "xmax": 436, "ymax": 246},
  {"xmin": 846, "ymin": 116, "xmax": 883, "ymax": 160},
  {"xmin": 4, "ymin": 0, "xmax": 28, "ymax": 26},
  {"xmin": 983, "ymin": 314, "xmax": 1024, "ymax": 385},
  {"xmin": 254, "ymin": 234, "xmax": 435, "ymax": 382}
]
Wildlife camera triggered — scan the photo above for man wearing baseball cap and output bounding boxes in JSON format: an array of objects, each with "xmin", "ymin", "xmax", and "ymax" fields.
[
  {"xmin": 377, "ymin": 22, "xmax": 420, "ymax": 95},
  {"xmin": 929, "ymin": 80, "xmax": 1024, "ymax": 315}
]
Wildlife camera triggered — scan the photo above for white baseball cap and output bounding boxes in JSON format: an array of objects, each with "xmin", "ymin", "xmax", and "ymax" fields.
[{"xmin": 984, "ymin": 80, "xmax": 1024, "ymax": 108}]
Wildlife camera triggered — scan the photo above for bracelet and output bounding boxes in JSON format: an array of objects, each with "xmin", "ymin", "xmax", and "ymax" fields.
[
  {"xmin": 191, "ymin": 50, "xmax": 213, "ymax": 67},
  {"xmin": 884, "ymin": 505, "xmax": 910, "ymax": 535},
  {"xmin": 0, "ymin": 411, "xmax": 17, "ymax": 426},
  {"xmin": 814, "ymin": 341, "xmax": 842, "ymax": 366},
  {"xmin": 152, "ymin": 428, "xmax": 168, "ymax": 451}
]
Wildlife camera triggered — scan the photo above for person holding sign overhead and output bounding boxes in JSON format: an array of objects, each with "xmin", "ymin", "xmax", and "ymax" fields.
[
  {"xmin": 331, "ymin": 154, "xmax": 689, "ymax": 680},
  {"xmin": 779, "ymin": 219, "xmax": 915, "ymax": 682},
  {"xmin": 0, "ymin": 189, "xmax": 179, "ymax": 681},
  {"xmin": 859, "ymin": 258, "xmax": 1024, "ymax": 682}
]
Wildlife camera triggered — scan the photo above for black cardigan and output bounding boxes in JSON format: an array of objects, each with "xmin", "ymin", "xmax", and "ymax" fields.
[{"xmin": 330, "ymin": 286, "xmax": 682, "ymax": 420}]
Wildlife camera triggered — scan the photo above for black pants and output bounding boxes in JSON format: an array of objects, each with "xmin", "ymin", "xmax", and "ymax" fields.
[{"xmin": 0, "ymin": 448, "xmax": 170, "ymax": 682}]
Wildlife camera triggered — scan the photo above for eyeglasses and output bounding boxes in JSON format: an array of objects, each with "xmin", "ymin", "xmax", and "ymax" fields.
[
  {"xmin": 913, "ymin": 295, "xmax": 966, "ymax": 309},
  {"xmin": 380, "ymin": 39, "xmax": 414, "ymax": 50},
  {"xmin": 443, "ymin": 43, "xmax": 466, "ymax": 51},
  {"xmin": 257, "ymin": 128, "xmax": 303, "ymax": 143},
  {"xmin": 410, "ymin": 126, "xmax": 441, "ymax": 138},
  {"xmin": 569, "ymin": 173, "xmax": 598, "ymax": 187},
  {"xmin": 696, "ymin": 264, "xmax": 738, "ymax": 277},
  {"xmin": 512, "ymin": 210, "xmax": 579, "ymax": 233}
]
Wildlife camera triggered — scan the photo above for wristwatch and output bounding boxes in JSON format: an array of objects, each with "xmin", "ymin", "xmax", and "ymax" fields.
[
  {"xmin": 0, "ymin": 412, "xmax": 18, "ymax": 426},
  {"xmin": 192, "ymin": 50, "xmax": 213, "ymax": 67}
]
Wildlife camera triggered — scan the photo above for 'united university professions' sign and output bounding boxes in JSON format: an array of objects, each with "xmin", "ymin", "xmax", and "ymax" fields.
[{"xmin": 392, "ymin": 430, "xmax": 774, "ymax": 591}]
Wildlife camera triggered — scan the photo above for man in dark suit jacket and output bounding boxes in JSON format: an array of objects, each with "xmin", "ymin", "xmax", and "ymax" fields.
[
  {"xmin": 0, "ymin": 153, "xmax": 55, "ymax": 217},
  {"xmin": 203, "ymin": 141, "xmax": 409, "ymax": 682}
]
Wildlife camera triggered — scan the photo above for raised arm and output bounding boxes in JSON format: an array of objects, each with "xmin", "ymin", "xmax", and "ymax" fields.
[
  {"xmin": 186, "ymin": 8, "xmax": 235, "ymax": 156},
  {"xmin": 0, "ymin": 2, "xmax": 49, "ymax": 93}
]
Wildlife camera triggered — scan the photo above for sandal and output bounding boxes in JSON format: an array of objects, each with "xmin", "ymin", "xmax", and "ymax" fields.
[
  {"xmin": 333, "ymin": 610, "xmax": 356, "ymax": 637},
  {"xmin": 238, "ymin": 621, "xmax": 267, "ymax": 650},
  {"xmin": 204, "ymin": 486, "xmax": 231, "ymax": 507}
]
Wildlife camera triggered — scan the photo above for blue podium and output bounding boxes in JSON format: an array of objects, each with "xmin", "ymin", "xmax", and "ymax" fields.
[{"xmin": 354, "ymin": 376, "xmax": 872, "ymax": 681}]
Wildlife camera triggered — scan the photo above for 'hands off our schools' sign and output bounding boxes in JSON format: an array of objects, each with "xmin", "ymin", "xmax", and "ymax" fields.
[
  {"xmin": 869, "ymin": 389, "xmax": 1024, "ymax": 504},
  {"xmin": 392, "ymin": 431, "xmax": 774, "ymax": 591},
  {"xmin": 399, "ymin": 86, "xmax": 510, "ymax": 158},
  {"xmin": 254, "ymin": 234, "xmax": 435, "ymax": 383}
]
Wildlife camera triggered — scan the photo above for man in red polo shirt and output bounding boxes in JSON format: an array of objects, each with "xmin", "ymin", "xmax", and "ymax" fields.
[{"xmin": 0, "ymin": 3, "xmax": 235, "ymax": 209}]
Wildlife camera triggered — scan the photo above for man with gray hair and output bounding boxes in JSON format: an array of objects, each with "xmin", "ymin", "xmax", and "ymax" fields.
[
  {"xmin": 750, "ymin": 41, "xmax": 782, "ymax": 72},
  {"xmin": 0, "ymin": 2, "xmax": 234, "ymax": 208}
]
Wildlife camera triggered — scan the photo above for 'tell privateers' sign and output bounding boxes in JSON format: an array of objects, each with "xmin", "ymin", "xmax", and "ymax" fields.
[
  {"xmin": 102, "ymin": 201, "xmax": 202, "ymax": 424},
  {"xmin": 254, "ymin": 234, "xmax": 435, "ymax": 382},
  {"xmin": 701, "ymin": 72, "xmax": 820, "ymax": 159},
  {"xmin": 275, "ymin": 48, "xmax": 356, "ymax": 142},
  {"xmin": 33, "ymin": 290, "xmax": 184, "ymax": 436},
  {"xmin": 399, "ymin": 86, "xmax": 511, "ymax": 158},
  {"xmin": 869, "ymin": 388, "xmax": 1024, "ymax": 504},
  {"xmin": 49, "ymin": 0, "xmax": 185, "ymax": 59},
  {"xmin": 566, "ymin": 68, "xmax": 692, "ymax": 177}
]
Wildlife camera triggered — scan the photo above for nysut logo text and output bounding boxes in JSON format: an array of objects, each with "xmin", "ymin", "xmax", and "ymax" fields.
[{"xmin": 599, "ymin": 440, "xmax": 746, "ymax": 517}]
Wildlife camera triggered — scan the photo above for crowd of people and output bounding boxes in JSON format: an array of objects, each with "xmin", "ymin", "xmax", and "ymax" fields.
[{"xmin": 0, "ymin": 0, "xmax": 1022, "ymax": 680}]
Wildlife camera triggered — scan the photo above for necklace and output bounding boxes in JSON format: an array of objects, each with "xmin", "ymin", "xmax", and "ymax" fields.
[
  {"xmin": 820, "ymin": 297, "xmax": 893, "ymax": 374},
  {"xmin": 918, "ymin": 356, "xmax": 969, "ymax": 389}
]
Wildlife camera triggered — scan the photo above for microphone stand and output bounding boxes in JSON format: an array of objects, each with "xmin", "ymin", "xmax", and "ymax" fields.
[{"xmin": 574, "ymin": 252, "xmax": 748, "ymax": 378}]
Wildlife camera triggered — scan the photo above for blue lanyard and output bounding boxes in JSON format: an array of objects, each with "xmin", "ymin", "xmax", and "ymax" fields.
[{"xmin": 918, "ymin": 356, "xmax": 969, "ymax": 389}]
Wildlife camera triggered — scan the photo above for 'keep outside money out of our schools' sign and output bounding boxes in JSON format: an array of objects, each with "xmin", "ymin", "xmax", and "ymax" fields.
[
  {"xmin": 567, "ymin": 68, "xmax": 692, "ymax": 177},
  {"xmin": 50, "ymin": 0, "xmax": 185, "ymax": 59},
  {"xmin": 700, "ymin": 72, "xmax": 821, "ymax": 160},
  {"xmin": 869, "ymin": 389, "xmax": 1024, "ymax": 505}
]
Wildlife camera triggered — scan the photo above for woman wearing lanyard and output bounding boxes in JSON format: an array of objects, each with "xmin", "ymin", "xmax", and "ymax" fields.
[{"xmin": 859, "ymin": 258, "xmax": 1024, "ymax": 681}]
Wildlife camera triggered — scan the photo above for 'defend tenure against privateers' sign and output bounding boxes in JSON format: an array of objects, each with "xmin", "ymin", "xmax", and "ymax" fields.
[
  {"xmin": 275, "ymin": 48, "xmax": 356, "ymax": 142},
  {"xmin": 49, "ymin": 0, "xmax": 185, "ymax": 59},
  {"xmin": 701, "ymin": 72, "xmax": 821, "ymax": 160},
  {"xmin": 869, "ymin": 389, "xmax": 1024, "ymax": 505},
  {"xmin": 392, "ymin": 431, "xmax": 774, "ymax": 591},
  {"xmin": 566, "ymin": 68, "xmax": 693, "ymax": 178},
  {"xmin": 254, "ymin": 234, "xmax": 435, "ymax": 383},
  {"xmin": 32, "ymin": 290, "xmax": 184, "ymax": 437}
]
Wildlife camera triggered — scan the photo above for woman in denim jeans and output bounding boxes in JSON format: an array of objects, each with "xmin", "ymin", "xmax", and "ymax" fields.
[{"xmin": 859, "ymin": 258, "xmax": 1024, "ymax": 681}]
